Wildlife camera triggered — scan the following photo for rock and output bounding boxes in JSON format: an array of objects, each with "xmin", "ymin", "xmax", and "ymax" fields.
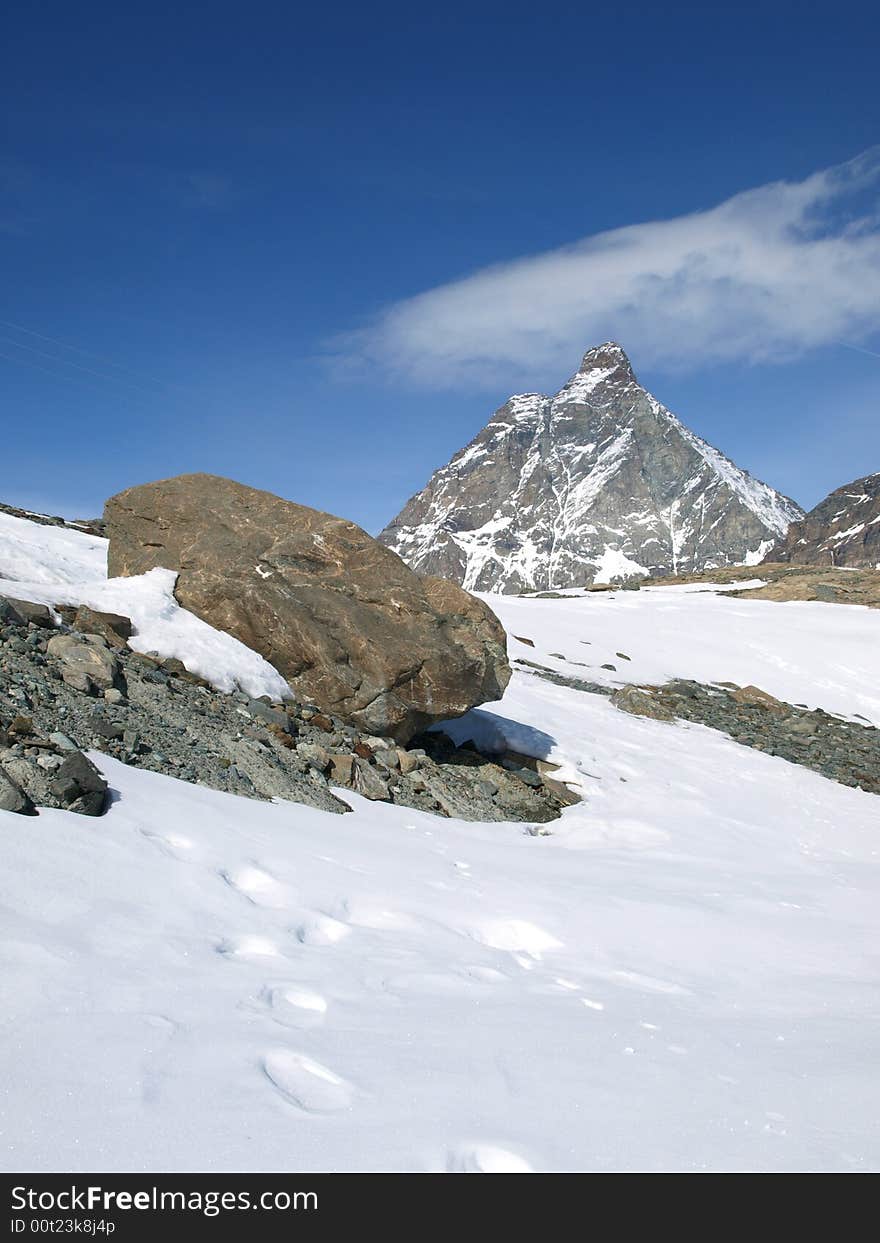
[
  {"xmin": 397, "ymin": 748, "xmax": 420, "ymax": 775},
  {"xmin": 247, "ymin": 698, "xmax": 290, "ymax": 730},
  {"xmin": 103, "ymin": 688, "xmax": 124, "ymax": 705},
  {"xmin": 71, "ymin": 606, "xmax": 133, "ymax": 648},
  {"xmin": 352, "ymin": 758, "xmax": 390, "ymax": 800},
  {"xmin": 610, "ymin": 685, "xmax": 675, "ymax": 722},
  {"xmin": 0, "ymin": 596, "xmax": 55, "ymax": 628},
  {"xmin": 89, "ymin": 713, "xmax": 124, "ymax": 741},
  {"xmin": 48, "ymin": 731, "xmax": 78, "ymax": 751},
  {"xmin": 541, "ymin": 776, "xmax": 582, "ymax": 807},
  {"xmin": 328, "ymin": 753, "xmax": 355, "ymax": 785},
  {"xmin": 104, "ymin": 474, "xmax": 510, "ymax": 742},
  {"xmin": 296, "ymin": 742, "xmax": 331, "ymax": 771},
  {"xmin": 0, "ymin": 766, "xmax": 34, "ymax": 814},
  {"xmin": 514, "ymin": 635, "xmax": 535, "ymax": 647},
  {"xmin": 730, "ymin": 685, "xmax": 787, "ymax": 714},
  {"xmin": 47, "ymin": 634, "xmax": 119, "ymax": 695},
  {"xmin": 48, "ymin": 751, "xmax": 109, "ymax": 815}
]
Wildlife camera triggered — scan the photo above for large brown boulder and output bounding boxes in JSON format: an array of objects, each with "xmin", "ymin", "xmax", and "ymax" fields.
[{"xmin": 104, "ymin": 474, "xmax": 510, "ymax": 741}]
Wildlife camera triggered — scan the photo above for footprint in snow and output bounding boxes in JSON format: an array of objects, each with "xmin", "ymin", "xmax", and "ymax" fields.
[
  {"xmin": 444, "ymin": 1142, "xmax": 534, "ymax": 1173},
  {"xmin": 330, "ymin": 898, "xmax": 413, "ymax": 931},
  {"xmin": 139, "ymin": 828, "xmax": 198, "ymax": 861},
  {"xmin": 466, "ymin": 918, "xmax": 562, "ymax": 959},
  {"xmin": 219, "ymin": 864, "xmax": 289, "ymax": 908},
  {"xmin": 262, "ymin": 1050, "xmax": 354, "ymax": 1112},
  {"xmin": 294, "ymin": 913, "xmax": 351, "ymax": 946},
  {"xmin": 217, "ymin": 934, "xmax": 283, "ymax": 961},
  {"xmin": 268, "ymin": 986, "xmax": 328, "ymax": 1028}
]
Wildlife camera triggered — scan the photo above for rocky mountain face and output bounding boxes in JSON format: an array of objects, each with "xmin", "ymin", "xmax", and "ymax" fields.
[
  {"xmin": 380, "ymin": 343, "xmax": 803, "ymax": 592},
  {"xmin": 767, "ymin": 472, "xmax": 880, "ymax": 568},
  {"xmin": 105, "ymin": 474, "xmax": 510, "ymax": 742}
]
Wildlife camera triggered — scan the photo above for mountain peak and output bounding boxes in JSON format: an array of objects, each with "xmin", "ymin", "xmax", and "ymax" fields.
[
  {"xmin": 578, "ymin": 341, "xmax": 636, "ymax": 381},
  {"xmin": 380, "ymin": 345, "xmax": 803, "ymax": 593}
]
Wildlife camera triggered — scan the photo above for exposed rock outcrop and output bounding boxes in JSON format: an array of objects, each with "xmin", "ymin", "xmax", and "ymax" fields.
[
  {"xmin": 0, "ymin": 593, "xmax": 567, "ymax": 822},
  {"xmin": 104, "ymin": 474, "xmax": 510, "ymax": 742},
  {"xmin": 766, "ymin": 472, "xmax": 880, "ymax": 568},
  {"xmin": 380, "ymin": 342, "xmax": 803, "ymax": 592}
]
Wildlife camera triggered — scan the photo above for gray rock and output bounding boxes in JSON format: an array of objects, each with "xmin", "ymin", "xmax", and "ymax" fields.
[
  {"xmin": 48, "ymin": 731, "xmax": 78, "ymax": 751},
  {"xmin": 0, "ymin": 766, "xmax": 34, "ymax": 814},
  {"xmin": 352, "ymin": 758, "xmax": 390, "ymax": 800},
  {"xmin": 48, "ymin": 751, "xmax": 108, "ymax": 815},
  {"xmin": 47, "ymin": 634, "xmax": 119, "ymax": 695}
]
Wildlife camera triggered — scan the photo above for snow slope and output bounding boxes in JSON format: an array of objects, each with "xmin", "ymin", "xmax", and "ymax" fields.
[
  {"xmin": 0, "ymin": 510, "xmax": 289, "ymax": 700},
  {"xmin": 1, "ymin": 514, "xmax": 880, "ymax": 1172},
  {"xmin": 480, "ymin": 583, "xmax": 880, "ymax": 729}
]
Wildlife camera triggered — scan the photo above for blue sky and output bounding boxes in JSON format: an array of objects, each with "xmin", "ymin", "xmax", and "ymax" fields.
[{"xmin": 2, "ymin": 1, "xmax": 879, "ymax": 530}]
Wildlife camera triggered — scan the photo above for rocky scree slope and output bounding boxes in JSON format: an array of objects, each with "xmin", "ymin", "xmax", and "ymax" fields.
[
  {"xmin": 511, "ymin": 649, "xmax": 880, "ymax": 797},
  {"xmin": 0, "ymin": 592, "xmax": 567, "ymax": 823},
  {"xmin": 380, "ymin": 343, "xmax": 803, "ymax": 592},
  {"xmin": 643, "ymin": 562, "xmax": 880, "ymax": 609},
  {"xmin": 767, "ymin": 471, "xmax": 880, "ymax": 568},
  {"xmin": 105, "ymin": 474, "xmax": 510, "ymax": 743}
]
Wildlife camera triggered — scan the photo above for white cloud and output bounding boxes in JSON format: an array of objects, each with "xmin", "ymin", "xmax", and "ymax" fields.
[{"xmin": 343, "ymin": 149, "xmax": 880, "ymax": 387}]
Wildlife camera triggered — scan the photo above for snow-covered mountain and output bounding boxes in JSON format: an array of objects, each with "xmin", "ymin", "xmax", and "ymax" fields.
[
  {"xmin": 768, "ymin": 471, "xmax": 880, "ymax": 568},
  {"xmin": 380, "ymin": 343, "xmax": 803, "ymax": 592}
]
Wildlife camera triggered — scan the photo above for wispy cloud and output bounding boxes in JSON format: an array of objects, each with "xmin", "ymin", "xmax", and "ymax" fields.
[{"xmin": 341, "ymin": 149, "xmax": 880, "ymax": 387}]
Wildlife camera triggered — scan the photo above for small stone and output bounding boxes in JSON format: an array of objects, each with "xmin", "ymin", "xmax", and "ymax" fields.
[
  {"xmin": 397, "ymin": 748, "xmax": 420, "ymax": 775},
  {"xmin": 48, "ymin": 732, "xmax": 78, "ymax": 751},
  {"xmin": 0, "ymin": 767, "xmax": 34, "ymax": 815},
  {"xmin": 103, "ymin": 687, "xmax": 124, "ymax": 705},
  {"xmin": 47, "ymin": 633, "xmax": 119, "ymax": 695},
  {"xmin": 72, "ymin": 606, "xmax": 133, "ymax": 647},
  {"xmin": 328, "ymin": 753, "xmax": 355, "ymax": 785},
  {"xmin": 610, "ymin": 685, "xmax": 675, "ymax": 722},
  {"xmin": 353, "ymin": 758, "xmax": 389, "ymax": 801},
  {"xmin": 296, "ymin": 742, "xmax": 331, "ymax": 771},
  {"xmin": 731, "ymin": 685, "xmax": 788, "ymax": 714}
]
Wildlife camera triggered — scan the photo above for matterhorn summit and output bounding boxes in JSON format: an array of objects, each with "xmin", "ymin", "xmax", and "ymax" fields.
[{"xmin": 380, "ymin": 343, "xmax": 803, "ymax": 591}]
